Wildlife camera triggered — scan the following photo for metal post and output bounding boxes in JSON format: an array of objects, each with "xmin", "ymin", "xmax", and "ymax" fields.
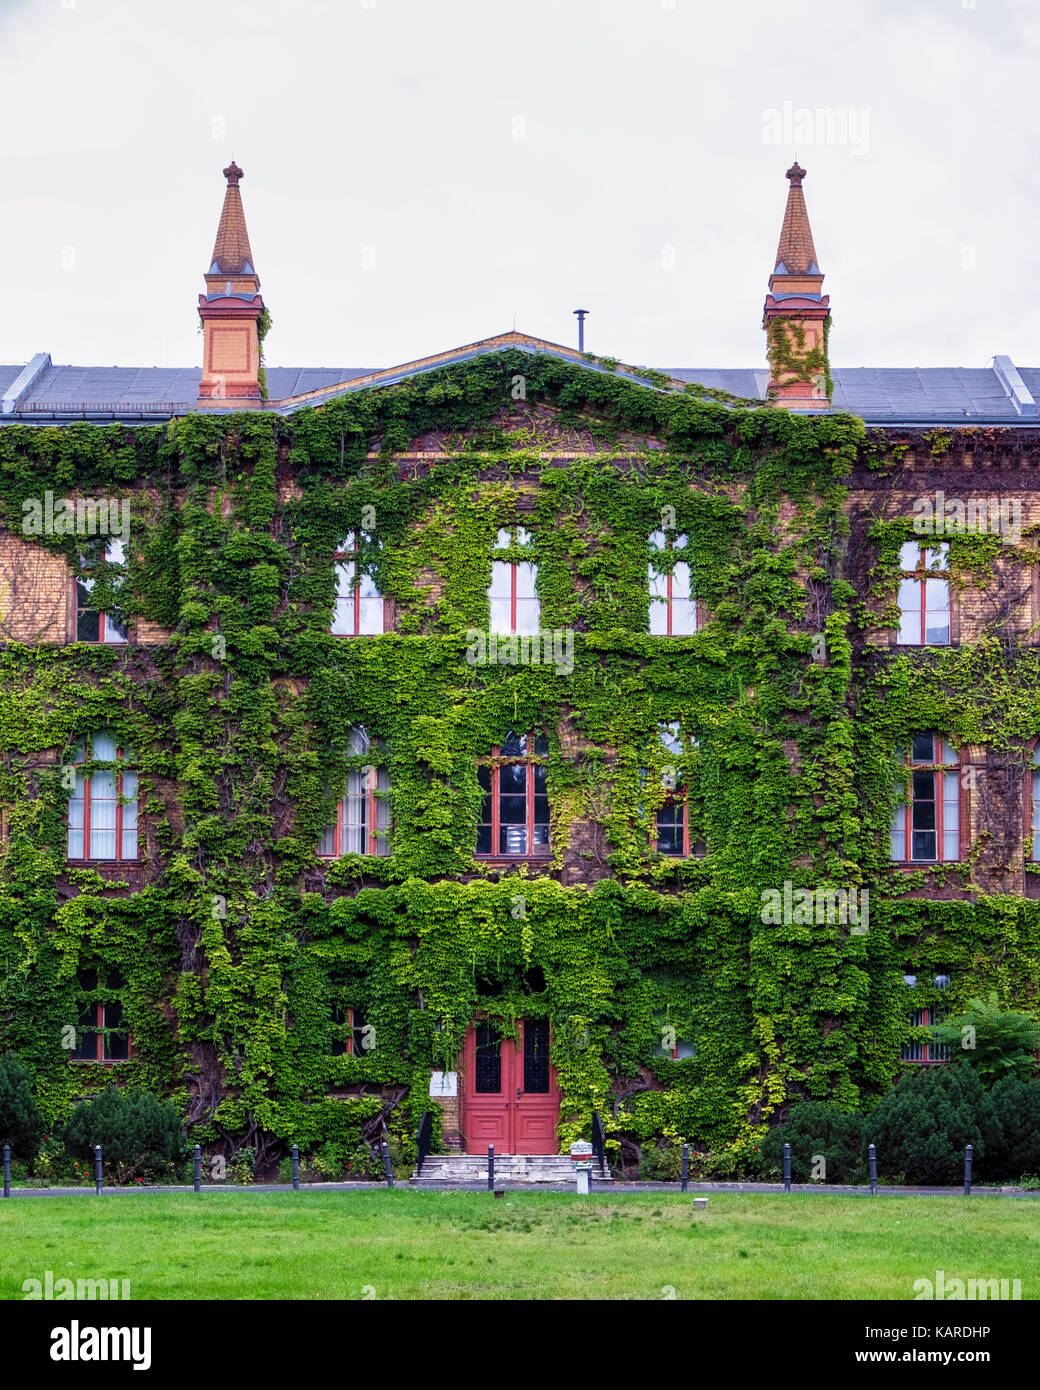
[
  {"xmin": 868, "ymin": 1143, "xmax": 877, "ymax": 1195},
  {"xmin": 193, "ymin": 1144, "xmax": 201, "ymax": 1193},
  {"xmin": 487, "ymin": 1145, "xmax": 494, "ymax": 1192},
  {"xmin": 964, "ymin": 1144, "xmax": 973, "ymax": 1196},
  {"xmin": 381, "ymin": 1140, "xmax": 394, "ymax": 1188},
  {"xmin": 680, "ymin": 1143, "xmax": 689, "ymax": 1194},
  {"xmin": 292, "ymin": 1144, "xmax": 300, "ymax": 1191},
  {"xmin": 94, "ymin": 1144, "xmax": 103, "ymax": 1195},
  {"xmin": 3, "ymin": 1144, "xmax": 9, "ymax": 1198},
  {"xmin": 783, "ymin": 1142, "xmax": 791, "ymax": 1193},
  {"xmin": 573, "ymin": 308, "xmax": 589, "ymax": 352}
]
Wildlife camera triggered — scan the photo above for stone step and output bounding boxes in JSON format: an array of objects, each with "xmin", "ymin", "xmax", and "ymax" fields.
[{"xmin": 412, "ymin": 1154, "xmax": 612, "ymax": 1184}]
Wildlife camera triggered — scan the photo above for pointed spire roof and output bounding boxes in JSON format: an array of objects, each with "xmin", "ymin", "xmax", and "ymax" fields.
[
  {"xmin": 773, "ymin": 162, "xmax": 820, "ymax": 276},
  {"xmin": 208, "ymin": 162, "xmax": 255, "ymax": 276}
]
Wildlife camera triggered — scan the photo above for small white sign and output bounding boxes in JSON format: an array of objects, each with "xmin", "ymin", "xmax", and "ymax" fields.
[{"xmin": 429, "ymin": 1071, "xmax": 457, "ymax": 1098}]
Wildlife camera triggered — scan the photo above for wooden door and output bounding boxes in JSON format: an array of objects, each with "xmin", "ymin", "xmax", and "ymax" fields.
[{"xmin": 462, "ymin": 1018, "xmax": 560, "ymax": 1154}]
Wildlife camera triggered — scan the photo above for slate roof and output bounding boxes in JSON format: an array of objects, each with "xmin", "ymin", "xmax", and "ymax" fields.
[{"xmin": 2, "ymin": 337, "xmax": 1038, "ymax": 426}]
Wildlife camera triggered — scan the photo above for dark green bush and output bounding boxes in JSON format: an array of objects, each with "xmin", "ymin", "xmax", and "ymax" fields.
[
  {"xmin": 930, "ymin": 994, "xmax": 1040, "ymax": 1087},
  {"xmin": 867, "ymin": 1066, "xmax": 1001, "ymax": 1185},
  {"xmin": 0, "ymin": 1051, "xmax": 45, "ymax": 1162},
  {"xmin": 756, "ymin": 1102, "xmax": 866, "ymax": 1183},
  {"xmin": 985, "ymin": 1078, "xmax": 1040, "ymax": 1182},
  {"xmin": 63, "ymin": 1086, "xmax": 189, "ymax": 1184}
]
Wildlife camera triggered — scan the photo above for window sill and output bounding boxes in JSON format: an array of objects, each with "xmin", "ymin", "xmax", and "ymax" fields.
[
  {"xmin": 890, "ymin": 861, "xmax": 961, "ymax": 869},
  {"xmin": 474, "ymin": 855, "xmax": 552, "ymax": 865}
]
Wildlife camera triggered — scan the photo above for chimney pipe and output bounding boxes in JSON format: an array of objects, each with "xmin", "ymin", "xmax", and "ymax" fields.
[{"xmin": 573, "ymin": 308, "xmax": 589, "ymax": 353}]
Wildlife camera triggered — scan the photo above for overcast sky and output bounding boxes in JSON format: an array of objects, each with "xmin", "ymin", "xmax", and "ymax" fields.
[{"xmin": 1, "ymin": 0, "xmax": 1037, "ymax": 375}]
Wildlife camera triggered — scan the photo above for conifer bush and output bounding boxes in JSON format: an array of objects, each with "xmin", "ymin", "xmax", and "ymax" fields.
[
  {"xmin": 985, "ymin": 1077, "xmax": 1040, "ymax": 1181},
  {"xmin": 867, "ymin": 1066, "xmax": 1001, "ymax": 1185},
  {"xmin": 756, "ymin": 1102, "xmax": 866, "ymax": 1183},
  {"xmin": 63, "ymin": 1086, "xmax": 189, "ymax": 1184},
  {"xmin": 0, "ymin": 1050, "xmax": 45, "ymax": 1162}
]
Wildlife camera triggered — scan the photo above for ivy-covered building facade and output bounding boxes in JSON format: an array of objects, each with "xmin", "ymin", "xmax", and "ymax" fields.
[{"xmin": 1, "ymin": 161, "xmax": 1039, "ymax": 1173}]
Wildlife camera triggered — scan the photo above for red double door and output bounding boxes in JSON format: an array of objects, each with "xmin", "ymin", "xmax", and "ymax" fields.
[{"xmin": 462, "ymin": 1018, "xmax": 559, "ymax": 1154}]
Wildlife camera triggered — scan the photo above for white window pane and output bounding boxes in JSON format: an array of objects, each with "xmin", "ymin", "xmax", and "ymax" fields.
[
  {"xmin": 334, "ymin": 561, "xmax": 355, "ymax": 599},
  {"xmin": 671, "ymin": 562, "xmax": 691, "ymax": 602},
  {"xmin": 648, "ymin": 568, "xmax": 667, "ymax": 600},
  {"xmin": 649, "ymin": 600, "xmax": 669, "ymax": 635},
  {"xmin": 358, "ymin": 569, "xmax": 380, "ymax": 599},
  {"xmin": 105, "ymin": 538, "xmax": 126, "ymax": 566},
  {"xmin": 489, "ymin": 598, "xmax": 513, "ymax": 635},
  {"xmin": 671, "ymin": 598, "xmax": 697, "ymax": 635},
  {"xmin": 943, "ymin": 830, "xmax": 959, "ymax": 860},
  {"xmin": 92, "ymin": 732, "xmax": 117, "ymax": 762},
  {"xmin": 515, "ymin": 562, "xmax": 538, "ymax": 600},
  {"xmin": 338, "ymin": 533, "xmax": 356, "ymax": 553},
  {"xmin": 925, "ymin": 614, "xmax": 950, "ymax": 645},
  {"xmin": 649, "ymin": 531, "xmax": 666, "ymax": 552},
  {"xmin": 91, "ymin": 827, "xmax": 116, "ymax": 859},
  {"xmin": 674, "ymin": 533, "xmax": 689, "ymax": 549},
  {"xmin": 897, "ymin": 578, "xmax": 921, "ymax": 610},
  {"xmin": 941, "ymin": 740, "xmax": 958, "ymax": 764},
  {"xmin": 67, "ymin": 826, "xmax": 84, "ymax": 858},
  {"xmin": 659, "ymin": 722, "xmax": 682, "ymax": 756},
  {"xmin": 495, "ymin": 528, "xmax": 512, "ymax": 549},
  {"xmin": 925, "ymin": 545, "xmax": 949, "ymax": 571},
  {"xmin": 358, "ymin": 597, "xmax": 383, "ymax": 634},
  {"xmin": 515, "ymin": 599, "xmax": 541, "ymax": 634},
  {"xmin": 897, "ymin": 614, "xmax": 920, "ymax": 645},
  {"xmin": 924, "ymin": 578, "xmax": 949, "ymax": 608},
  {"xmin": 92, "ymin": 768, "xmax": 116, "ymax": 799},
  {"xmin": 1033, "ymin": 771, "xmax": 1040, "ymax": 859},
  {"xmin": 121, "ymin": 827, "xmax": 137, "ymax": 859},
  {"xmin": 319, "ymin": 824, "xmax": 336, "ymax": 856},
  {"xmin": 515, "ymin": 526, "xmax": 533, "ymax": 547},
  {"xmin": 489, "ymin": 561, "xmax": 512, "ymax": 599},
  {"xmin": 331, "ymin": 596, "xmax": 355, "ymax": 636},
  {"xmin": 898, "ymin": 541, "xmax": 920, "ymax": 570},
  {"xmin": 349, "ymin": 728, "xmax": 370, "ymax": 757}
]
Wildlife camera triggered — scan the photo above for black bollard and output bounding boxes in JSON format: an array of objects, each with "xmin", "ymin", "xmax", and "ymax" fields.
[
  {"xmin": 868, "ymin": 1143, "xmax": 877, "ymax": 1195},
  {"xmin": 193, "ymin": 1144, "xmax": 201, "ymax": 1193},
  {"xmin": 680, "ymin": 1143, "xmax": 689, "ymax": 1194},
  {"xmin": 94, "ymin": 1144, "xmax": 103, "ymax": 1195},
  {"xmin": 487, "ymin": 1145, "xmax": 494, "ymax": 1192},
  {"xmin": 964, "ymin": 1144, "xmax": 973, "ymax": 1196},
  {"xmin": 783, "ymin": 1142, "xmax": 791, "ymax": 1193},
  {"xmin": 292, "ymin": 1144, "xmax": 300, "ymax": 1191},
  {"xmin": 3, "ymin": 1144, "xmax": 9, "ymax": 1198},
  {"xmin": 381, "ymin": 1140, "xmax": 394, "ymax": 1188}
]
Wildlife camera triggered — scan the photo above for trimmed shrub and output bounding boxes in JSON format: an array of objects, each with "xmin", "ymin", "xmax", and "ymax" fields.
[
  {"xmin": 867, "ymin": 1066, "xmax": 1001, "ymax": 1185},
  {"xmin": 63, "ymin": 1086, "xmax": 189, "ymax": 1184},
  {"xmin": 985, "ymin": 1078, "xmax": 1040, "ymax": 1182},
  {"xmin": 0, "ymin": 1051, "xmax": 45, "ymax": 1162},
  {"xmin": 757, "ymin": 1102, "xmax": 866, "ymax": 1184}
]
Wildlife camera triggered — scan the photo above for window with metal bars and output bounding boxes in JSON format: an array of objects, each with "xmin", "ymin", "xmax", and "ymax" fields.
[
  {"xmin": 896, "ymin": 541, "xmax": 950, "ymax": 646},
  {"xmin": 476, "ymin": 731, "xmax": 550, "ymax": 858},
  {"xmin": 75, "ymin": 538, "xmax": 127, "ymax": 644},
  {"xmin": 319, "ymin": 728, "xmax": 390, "ymax": 856},
  {"xmin": 890, "ymin": 734, "xmax": 960, "ymax": 863},
  {"xmin": 72, "ymin": 969, "xmax": 131, "ymax": 1062},
  {"xmin": 331, "ymin": 532, "xmax": 385, "ymax": 635},
  {"xmin": 648, "ymin": 531, "xmax": 697, "ymax": 635},
  {"xmin": 67, "ymin": 732, "xmax": 139, "ymax": 862},
  {"xmin": 900, "ymin": 973, "xmax": 951, "ymax": 1063},
  {"xmin": 489, "ymin": 527, "xmax": 540, "ymax": 636}
]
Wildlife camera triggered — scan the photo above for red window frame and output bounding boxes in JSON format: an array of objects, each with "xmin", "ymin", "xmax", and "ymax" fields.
[
  {"xmin": 649, "ymin": 532, "xmax": 697, "ymax": 636},
  {"xmin": 654, "ymin": 795, "xmax": 691, "ymax": 857},
  {"xmin": 1026, "ymin": 743, "xmax": 1040, "ymax": 863},
  {"xmin": 331, "ymin": 1005, "xmax": 367, "ymax": 1056},
  {"xmin": 320, "ymin": 765, "xmax": 389, "ymax": 858},
  {"xmin": 72, "ymin": 972, "xmax": 132, "ymax": 1063},
  {"xmin": 892, "ymin": 735, "xmax": 961, "ymax": 865},
  {"xmin": 332, "ymin": 533, "xmax": 385, "ymax": 637},
  {"xmin": 476, "ymin": 734, "xmax": 550, "ymax": 859},
  {"xmin": 489, "ymin": 528, "xmax": 539, "ymax": 636},
  {"xmin": 901, "ymin": 1007, "xmax": 950, "ymax": 1064},
  {"xmin": 74, "ymin": 540, "xmax": 128, "ymax": 645},
  {"xmin": 896, "ymin": 542, "xmax": 950, "ymax": 647},
  {"xmin": 67, "ymin": 740, "xmax": 139, "ymax": 863}
]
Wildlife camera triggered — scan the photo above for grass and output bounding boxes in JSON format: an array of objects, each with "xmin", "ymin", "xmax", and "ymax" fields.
[{"xmin": 1, "ymin": 1190, "xmax": 1036, "ymax": 1300}]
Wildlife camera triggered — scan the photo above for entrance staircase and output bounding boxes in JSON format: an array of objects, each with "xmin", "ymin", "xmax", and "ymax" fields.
[{"xmin": 412, "ymin": 1153, "xmax": 612, "ymax": 1186}]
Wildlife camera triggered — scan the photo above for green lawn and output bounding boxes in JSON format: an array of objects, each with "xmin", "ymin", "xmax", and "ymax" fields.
[{"xmin": 1, "ymin": 1190, "xmax": 1036, "ymax": 1300}]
